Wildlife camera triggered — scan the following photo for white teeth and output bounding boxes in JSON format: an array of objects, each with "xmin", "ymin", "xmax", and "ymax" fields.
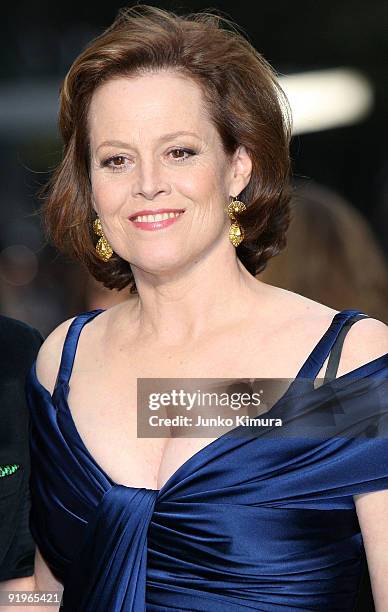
[{"xmin": 132, "ymin": 211, "xmax": 183, "ymax": 223}]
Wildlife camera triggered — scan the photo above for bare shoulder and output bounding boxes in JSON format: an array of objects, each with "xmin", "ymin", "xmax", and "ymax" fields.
[
  {"xmin": 258, "ymin": 284, "xmax": 339, "ymax": 328},
  {"xmin": 33, "ymin": 301, "xmax": 133, "ymax": 394},
  {"xmin": 337, "ymin": 315, "xmax": 388, "ymax": 376},
  {"xmin": 35, "ymin": 316, "xmax": 78, "ymax": 395},
  {"xmin": 274, "ymin": 287, "xmax": 388, "ymax": 371}
]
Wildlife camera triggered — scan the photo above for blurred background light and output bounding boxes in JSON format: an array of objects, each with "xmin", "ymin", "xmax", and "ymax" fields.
[{"xmin": 279, "ymin": 68, "xmax": 374, "ymax": 134}]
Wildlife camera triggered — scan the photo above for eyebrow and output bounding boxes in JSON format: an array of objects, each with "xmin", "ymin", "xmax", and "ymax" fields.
[{"xmin": 96, "ymin": 131, "xmax": 200, "ymax": 152}]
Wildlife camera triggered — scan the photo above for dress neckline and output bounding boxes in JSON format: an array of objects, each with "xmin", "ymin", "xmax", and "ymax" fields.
[{"xmin": 30, "ymin": 308, "xmax": 388, "ymax": 498}]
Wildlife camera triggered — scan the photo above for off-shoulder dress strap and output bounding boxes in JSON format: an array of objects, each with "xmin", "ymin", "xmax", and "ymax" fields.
[
  {"xmin": 54, "ymin": 309, "xmax": 105, "ymax": 391},
  {"xmin": 296, "ymin": 309, "xmax": 370, "ymax": 382},
  {"xmin": 322, "ymin": 313, "xmax": 370, "ymax": 384}
]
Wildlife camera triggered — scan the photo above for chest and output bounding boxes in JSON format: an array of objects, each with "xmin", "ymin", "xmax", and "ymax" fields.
[{"xmin": 65, "ymin": 327, "xmax": 329, "ymax": 490}]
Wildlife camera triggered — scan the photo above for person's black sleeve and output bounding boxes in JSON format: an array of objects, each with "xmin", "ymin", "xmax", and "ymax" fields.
[{"xmin": 0, "ymin": 316, "xmax": 44, "ymax": 581}]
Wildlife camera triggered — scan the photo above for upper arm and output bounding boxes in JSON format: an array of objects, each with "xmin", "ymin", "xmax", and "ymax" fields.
[
  {"xmin": 354, "ymin": 490, "xmax": 388, "ymax": 611},
  {"xmin": 344, "ymin": 318, "xmax": 388, "ymax": 609},
  {"xmin": 34, "ymin": 317, "xmax": 77, "ymax": 394},
  {"xmin": 0, "ymin": 550, "xmax": 63, "ymax": 612},
  {"xmin": 0, "ymin": 575, "xmax": 35, "ymax": 590},
  {"xmin": 34, "ymin": 547, "xmax": 63, "ymax": 593},
  {"xmin": 0, "ymin": 575, "xmax": 36, "ymax": 612},
  {"xmin": 26, "ymin": 319, "xmax": 74, "ymax": 598}
]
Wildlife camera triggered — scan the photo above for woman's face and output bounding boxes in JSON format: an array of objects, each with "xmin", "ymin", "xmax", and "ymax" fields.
[{"xmin": 88, "ymin": 71, "xmax": 251, "ymax": 275}]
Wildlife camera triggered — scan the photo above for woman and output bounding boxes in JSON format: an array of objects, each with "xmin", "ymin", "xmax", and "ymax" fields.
[{"xmin": 26, "ymin": 5, "xmax": 388, "ymax": 611}]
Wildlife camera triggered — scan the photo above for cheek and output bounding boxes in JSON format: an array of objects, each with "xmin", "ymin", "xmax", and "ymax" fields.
[
  {"xmin": 180, "ymin": 163, "xmax": 226, "ymax": 203},
  {"xmin": 92, "ymin": 177, "xmax": 129, "ymax": 214}
]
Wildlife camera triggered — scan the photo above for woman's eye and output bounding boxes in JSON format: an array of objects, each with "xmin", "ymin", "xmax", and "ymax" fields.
[
  {"xmin": 102, "ymin": 155, "xmax": 129, "ymax": 172},
  {"xmin": 169, "ymin": 148, "xmax": 196, "ymax": 162}
]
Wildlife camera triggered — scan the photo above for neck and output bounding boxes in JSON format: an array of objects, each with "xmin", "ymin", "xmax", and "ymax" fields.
[{"xmin": 125, "ymin": 241, "xmax": 268, "ymax": 347}]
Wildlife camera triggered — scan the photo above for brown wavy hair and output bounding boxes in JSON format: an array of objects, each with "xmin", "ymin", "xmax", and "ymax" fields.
[{"xmin": 41, "ymin": 4, "xmax": 293, "ymax": 293}]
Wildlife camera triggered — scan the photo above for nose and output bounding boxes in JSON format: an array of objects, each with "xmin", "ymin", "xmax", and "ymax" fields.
[{"xmin": 132, "ymin": 156, "xmax": 171, "ymax": 200}]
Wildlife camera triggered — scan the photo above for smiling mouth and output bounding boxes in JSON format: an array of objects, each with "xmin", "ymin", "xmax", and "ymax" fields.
[
  {"xmin": 130, "ymin": 211, "xmax": 184, "ymax": 223},
  {"xmin": 129, "ymin": 210, "xmax": 185, "ymax": 231}
]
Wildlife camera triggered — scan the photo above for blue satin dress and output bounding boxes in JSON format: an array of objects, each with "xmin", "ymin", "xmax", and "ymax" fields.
[{"xmin": 25, "ymin": 309, "xmax": 388, "ymax": 611}]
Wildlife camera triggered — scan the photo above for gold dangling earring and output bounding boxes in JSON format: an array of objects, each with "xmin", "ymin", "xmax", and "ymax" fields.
[
  {"xmin": 225, "ymin": 196, "xmax": 247, "ymax": 247},
  {"xmin": 93, "ymin": 217, "xmax": 113, "ymax": 262}
]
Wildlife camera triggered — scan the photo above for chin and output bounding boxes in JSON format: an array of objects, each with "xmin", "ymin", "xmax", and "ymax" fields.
[{"xmin": 131, "ymin": 251, "xmax": 190, "ymax": 274}]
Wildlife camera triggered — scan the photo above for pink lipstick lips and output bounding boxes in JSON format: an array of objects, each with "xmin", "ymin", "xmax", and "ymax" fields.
[{"xmin": 128, "ymin": 208, "xmax": 185, "ymax": 231}]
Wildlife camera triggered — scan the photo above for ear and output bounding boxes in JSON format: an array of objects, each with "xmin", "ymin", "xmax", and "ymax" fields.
[{"xmin": 229, "ymin": 145, "xmax": 252, "ymax": 197}]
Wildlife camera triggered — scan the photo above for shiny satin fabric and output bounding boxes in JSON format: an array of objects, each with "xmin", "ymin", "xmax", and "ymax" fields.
[{"xmin": 25, "ymin": 309, "xmax": 388, "ymax": 611}]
